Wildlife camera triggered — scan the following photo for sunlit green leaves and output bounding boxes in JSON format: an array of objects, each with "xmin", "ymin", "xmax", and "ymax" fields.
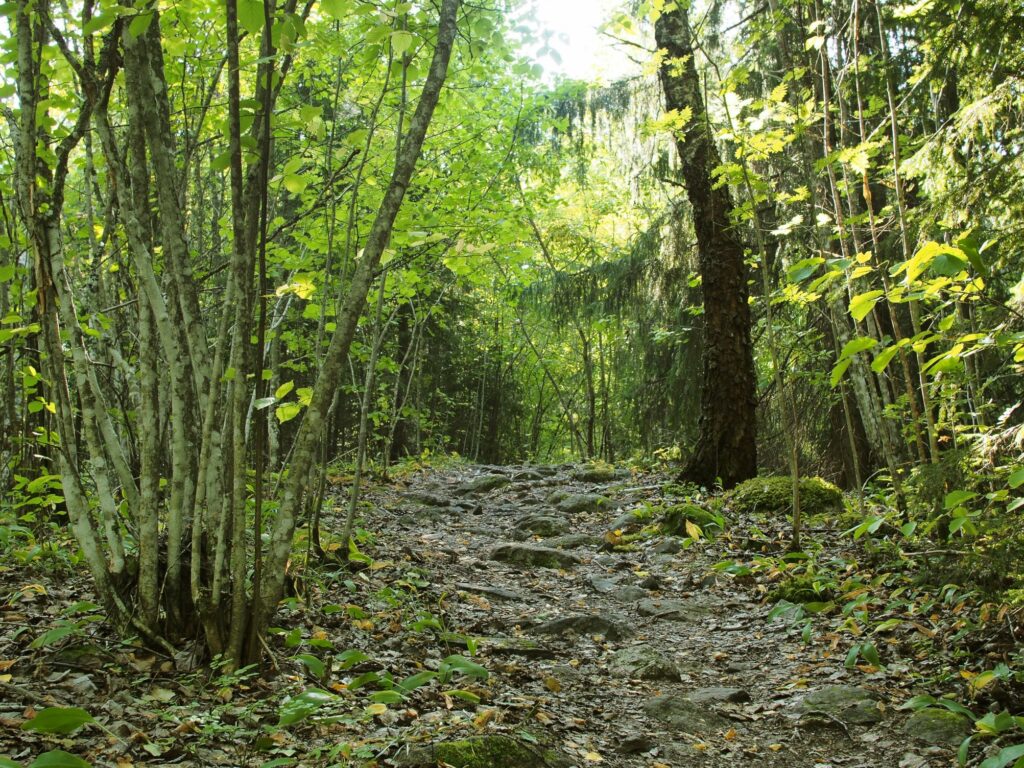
[{"xmin": 22, "ymin": 707, "xmax": 95, "ymax": 735}]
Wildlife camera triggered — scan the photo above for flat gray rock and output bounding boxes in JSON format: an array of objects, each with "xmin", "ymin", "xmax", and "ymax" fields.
[
  {"xmin": 904, "ymin": 708, "xmax": 970, "ymax": 745},
  {"xmin": 689, "ymin": 686, "xmax": 751, "ymax": 704},
  {"xmin": 402, "ymin": 490, "xmax": 451, "ymax": 507},
  {"xmin": 531, "ymin": 614, "xmax": 632, "ymax": 641},
  {"xmin": 610, "ymin": 585, "xmax": 648, "ymax": 603},
  {"xmin": 556, "ymin": 493, "xmax": 610, "ymax": 514},
  {"xmin": 799, "ymin": 685, "xmax": 884, "ymax": 725},
  {"xmin": 455, "ymin": 583, "xmax": 523, "ymax": 601},
  {"xmin": 609, "ymin": 645, "xmax": 682, "ymax": 681},
  {"xmin": 636, "ymin": 598, "xmax": 712, "ymax": 620},
  {"xmin": 545, "ymin": 533, "xmax": 602, "ymax": 550},
  {"xmin": 489, "ymin": 544, "xmax": 581, "ymax": 569},
  {"xmin": 457, "ymin": 474, "xmax": 512, "ymax": 495},
  {"xmin": 588, "ymin": 575, "xmax": 618, "ymax": 593},
  {"xmin": 515, "ymin": 514, "xmax": 569, "ymax": 537},
  {"xmin": 644, "ymin": 694, "xmax": 729, "ymax": 732}
]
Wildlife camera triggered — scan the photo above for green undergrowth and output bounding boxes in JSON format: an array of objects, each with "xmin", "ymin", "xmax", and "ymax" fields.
[{"xmin": 709, "ymin": 471, "xmax": 1024, "ymax": 768}]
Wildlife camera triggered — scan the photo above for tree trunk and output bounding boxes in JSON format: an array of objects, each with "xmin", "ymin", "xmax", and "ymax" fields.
[{"xmin": 655, "ymin": 6, "xmax": 757, "ymax": 489}]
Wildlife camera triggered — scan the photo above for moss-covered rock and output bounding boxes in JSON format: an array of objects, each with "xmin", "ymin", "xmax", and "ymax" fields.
[
  {"xmin": 726, "ymin": 476, "xmax": 842, "ymax": 516},
  {"xmin": 660, "ymin": 504, "xmax": 721, "ymax": 535},
  {"xmin": 489, "ymin": 544, "xmax": 582, "ymax": 569},
  {"xmin": 904, "ymin": 708, "xmax": 971, "ymax": 745},
  {"xmin": 395, "ymin": 735, "xmax": 569, "ymax": 768},
  {"xmin": 572, "ymin": 463, "xmax": 619, "ymax": 482}
]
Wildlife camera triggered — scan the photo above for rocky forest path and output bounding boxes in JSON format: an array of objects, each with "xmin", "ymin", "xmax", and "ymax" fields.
[
  {"xmin": 4, "ymin": 463, "xmax": 972, "ymax": 768},
  {"xmin": 360, "ymin": 464, "xmax": 960, "ymax": 768}
]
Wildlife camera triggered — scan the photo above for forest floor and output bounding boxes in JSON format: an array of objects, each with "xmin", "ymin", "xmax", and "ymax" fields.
[{"xmin": 3, "ymin": 463, "xmax": 1018, "ymax": 767}]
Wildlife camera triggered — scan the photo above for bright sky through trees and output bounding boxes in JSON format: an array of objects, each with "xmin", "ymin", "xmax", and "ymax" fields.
[{"xmin": 525, "ymin": 0, "xmax": 639, "ymax": 81}]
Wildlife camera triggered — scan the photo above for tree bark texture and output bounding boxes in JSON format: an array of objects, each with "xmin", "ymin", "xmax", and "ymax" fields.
[{"xmin": 655, "ymin": 5, "xmax": 758, "ymax": 488}]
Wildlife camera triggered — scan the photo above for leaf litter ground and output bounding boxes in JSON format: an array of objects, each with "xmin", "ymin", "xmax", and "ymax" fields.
[{"xmin": 3, "ymin": 463, "xmax": 1020, "ymax": 766}]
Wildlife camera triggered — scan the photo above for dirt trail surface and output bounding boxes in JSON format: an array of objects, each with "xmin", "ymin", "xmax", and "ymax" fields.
[
  {"xmin": 2, "ymin": 464, "xmax": 968, "ymax": 767},
  {"xmin": 363, "ymin": 464, "xmax": 956, "ymax": 768}
]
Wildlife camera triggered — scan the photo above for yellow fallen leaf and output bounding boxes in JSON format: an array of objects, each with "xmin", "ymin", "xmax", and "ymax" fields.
[
  {"xmin": 769, "ymin": 744, "xmax": 783, "ymax": 751},
  {"xmin": 693, "ymin": 743, "xmax": 707, "ymax": 751},
  {"xmin": 365, "ymin": 703, "xmax": 388, "ymax": 716},
  {"xmin": 583, "ymin": 752, "xmax": 603, "ymax": 762},
  {"xmin": 0, "ymin": 674, "xmax": 11, "ymax": 683},
  {"xmin": 723, "ymin": 728, "xmax": 737, "ymax": 741},
  {"xmin": 473, "ymin": 709, "xmax": 497, "ymax": 729},
  {"xmin": 685, "ymin": 520, "xmax": 703, "ymax": 540},
  {"xmin": 543, "ymin": 676, "xmax": 562, "ymax": 693}
]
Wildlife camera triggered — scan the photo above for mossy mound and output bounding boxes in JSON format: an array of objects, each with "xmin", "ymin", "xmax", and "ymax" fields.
[
  {"xmin": 726, "ymin": 476, "xmax": 842, "ymax": 516},
  {"xmin": 660, "ymin": 504, "xmax": 721, "ymax": 536},
  {"xmin": 396, "ymin": 735, "xmax": 568, "ymax": 767},
  {"xmin": 767, "ymin": 573, "xmax": 833, "ymax": 604}
]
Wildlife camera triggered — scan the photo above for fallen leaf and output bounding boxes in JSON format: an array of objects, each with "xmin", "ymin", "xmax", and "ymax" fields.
[{"xmin": 583, "ymin": 751, "xmax": 603, "ymax": 762}]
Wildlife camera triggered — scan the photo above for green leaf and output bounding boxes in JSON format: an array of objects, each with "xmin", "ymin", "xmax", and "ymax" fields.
[
  {"xmin": 127, "ymin": 11, "xmax": 153, "ymax": 39},
  {"xmin": 320, "ymin": 0, "xmax": 350, "ymax": 19},
  {"xmin": 82, "ymin": 10, "xmax": 116, "ymax": 35},
  {"xmin": 979, "ymin": 743, "xmax": 1024, "ymax": 768},
  {"xmin": 275, "ymin": 402, "xmax": 302, "ymax": 423},
  {"xmin": 30, "ymin": 624, "xmax": 82, "ymax": 649},
  {"xmin": 295, "ymin": 653, "xmax": 325, "ymax": 679},
  {"xmin": 254, "ymin": 397, "xmax": 276, "ymax": 410},
  {"xmin": 786, "ymin": 257, "xmax": 823, "ymax": 283},
  {"xmin": 23, "ymin": 707, "xmax": 95, "ymax": 735},
  {"xmin": 277, "ymin": 689, "xmax": 336, "ymax": 726},
  {"xmin": 28, "ymin": 751, "xmax": 91, "ymax": 768},
  {"xmin": 870, "ymin": 340, "xmax": 906, "ymax": 373},
  {"xmin": 442, "ymin": 689, "xmax": 481, "ymax": 704},
  {"xmin": 238, "ymin": 0, "xmax": 265, "ymax": 35},
  {"xmin": 944, "ymin": 490, "xmax": 977, "ymax": 510},
  {"xmin": 1007, "ymin": 468, "xmax": 1024, "ymax": 489},
  {"xmin": 390, "ymin": 30, "xmax": 413, "ymax": 56},
  {"xmin": 849, "ymin": 290, "xmax": 885, "ymax": 322},
  {"xmin": 397, "ymin": 671, "xmax": 436, "ymax": 693},
  {"xmin": 368, "ymin": 690, "xmax": 404, "ymax": 704},
  {"xmin": 283, "ymin": 174, "xmax": 308, "ymax": 194},
  {"xmin": 438, "ymin": 655, "xmax": 488, "ymax": 683},
  {"xmin": 899, "ymin": 695, "xmax": 936, "ymax": 710},
  {"xmin": 274, "ymin": 381, "xmax": 294, "ymax": 400},
  {"xmin": 838, "ymin": 336, "xmax": 878, "ymax": 360},
  {"xmin": 336, "ymin": 649, "xmax": 371, "ymax": 670},
  {"xmin": 0, "ymin": 264, "xmax": 15, "ymax": 282}
]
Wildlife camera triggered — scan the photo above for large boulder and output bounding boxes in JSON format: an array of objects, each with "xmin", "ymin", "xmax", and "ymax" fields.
[{"xmin": 726, "ymin": 476, "xmax": 842, "ymax": 516}]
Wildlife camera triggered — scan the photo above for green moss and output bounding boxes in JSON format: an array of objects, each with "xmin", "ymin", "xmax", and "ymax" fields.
[
  {"xmin": 398, "ymin": 736, "xmax": 568, "ymax": 768},
  {"xmin": 767, "ymin": 573, "xmax": 833, "ymax": 603},
  {"xmin": 726, "ymin": 476, "xmax": 842, "ymax": 516},
  {"xmin": 660, "ymin": 504, "xmax": 721, "ymax": 535}
]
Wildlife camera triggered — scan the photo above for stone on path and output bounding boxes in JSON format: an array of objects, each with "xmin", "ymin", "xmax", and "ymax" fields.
[
  {"xmin": 457, "ymin": 474, "xmax": 511, "ymax": 495},
  {"xmin": 455, "ymin": 583, "xmax": 522, "ymax": 601},
  {"xmin": 556, "ymin": 493, "xmax": 610, "ymax": 514},
  {"xmin": 394, "ymin": 735, "xmax": 570, "ymax": 768},
  {"xmin": 515, "ymin": 514, "xmax": 569, "ymax": 537},
  {"xmin": 531, "ymin": 614, "xmax": 632, "ymax": 641},
  {"xmin": 544, "ymin": 533, "xmax": 601, "ymax": 550},
  {"xmin": 402, "ymin": 490, "xmax": 450, "ymax": 507},
  {"xmin": 644, "ymin": 694, "xmax": 730, "ymax": 732},
  {"xmin": 608, "ymin": 645, "xmax": 683, "ymax": 681},
  {"xmin": 798, "ymin": 685, "xmax": 884, "ymax": 725},
  {"xmin": 904, "ymin": 708, "xmax": 971, "ymax": 745},
  {"xmin": 636, "ymin": 598, "xmax": 712, "ymax": 621},
  {"xmin": 610, "ymin": 585, "xmax": 647, "ymax": 603},
  {"xmin": 489, "ymin": 544, "xmax": 581, "ymax": 569},
  {"xmin": 689, "ymin": 686, "xmax": 751, "ymax": 704},
  {"xmin": 572, "ymin": 464, "xmax": 619, "ymax": 482}
]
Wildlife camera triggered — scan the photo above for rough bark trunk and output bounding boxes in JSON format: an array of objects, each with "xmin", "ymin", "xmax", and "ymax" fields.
[{"xmin": 655, "ymin": 6, "xmax": 757, "ymax": 489}]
